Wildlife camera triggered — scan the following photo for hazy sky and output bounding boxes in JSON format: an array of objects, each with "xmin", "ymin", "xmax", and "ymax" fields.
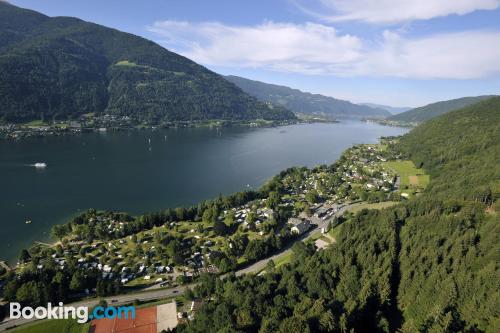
[{"xmin": 9, "ymin": 0, "xmax": 500, "ymax": 107}]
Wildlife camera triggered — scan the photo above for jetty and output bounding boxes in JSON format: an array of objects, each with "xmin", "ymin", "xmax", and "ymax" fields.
[
  {"xmin": 0, "ymin": 261, "xmax": 11, "ymax": 272},
  {"xmin": 33, "ymin": 241, "xmax": 52, "ymax": 247}
]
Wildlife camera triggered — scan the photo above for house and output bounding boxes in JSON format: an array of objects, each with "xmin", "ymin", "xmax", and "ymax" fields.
[
  {"xmin": 69, "ymin": 121, "xmax": 81, "ymax": 129},
  {"xmin": 261, "ymin": 208, "xmax": 274, "ymax": 218},
  {"xmin": 287, "ymin": 217, "xmax": 310, "ymax": 235},
  {"xmin": 314, "ymin": 206, "xmax": 329, "ymax": 218}
]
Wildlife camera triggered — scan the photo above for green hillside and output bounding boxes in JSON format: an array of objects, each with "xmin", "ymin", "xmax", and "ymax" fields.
[
  {"xmin": 389, "ymin": 95, "xmax": 495, "ymax": 123},
  {"xmin": 360, "ymin": 103, "xmax": 411, "ymax": 115},
  {"xmin": 0, "ymin": 2, "xmax": 295, "ymax": 124},
  {"xmin": 225, "ymin": 75, "xmax": 391, "ymax": 119},
  {"xmin": 178, "ymin": 98, "xmax": 500, "ymax": 332}
]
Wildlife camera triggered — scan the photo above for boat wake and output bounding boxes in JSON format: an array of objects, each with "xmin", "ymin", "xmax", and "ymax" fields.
[{"xmin": 26, "ymin": 162, "xmax": 47, "ymax": 168}]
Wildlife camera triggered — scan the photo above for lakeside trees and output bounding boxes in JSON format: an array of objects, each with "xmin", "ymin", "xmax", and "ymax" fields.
[
  {"xmin": 1, "ymin": 134, "xmax": 415, "ymax": 308},
  {"xmin": 3, "ymin": 98, "xmax": 498, "ymax": 332},
  {"xmin": 177, "ymin": 97, "xmax": 500, "ymax": 332}
]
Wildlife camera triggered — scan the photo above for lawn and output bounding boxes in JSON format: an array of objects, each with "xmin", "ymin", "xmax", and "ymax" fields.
[
  {"xmin": 114, "ymin": 60, "xmax": 139, "ymax": 67},
  {"xmin": 382, "ymin": 160, "xmax": 430, "ymax": 188},
  {"xmin": 273, "ymin": 251, "xmax": 293, "ymax": 268},
  {"xmin": 10, "ymin": 319, "xmax": 89, "ymax": 333},
  {"xmin": 346, "ymin": 201, "xmax": 399, "ymax": 214},
  {"xmin": 124, "ymin": 273, "xmax": 161, "ymax": 288},
  {"xmin": 329, "ymin": 224, "xmax": 344, "ymax": 240},
  {"xmin": 135, "ymin": 295, "xmax": 184, "ymax": 309},
  {"xmin": 23, "ymin": 119, "xmax": 47, "ymax": 127}
]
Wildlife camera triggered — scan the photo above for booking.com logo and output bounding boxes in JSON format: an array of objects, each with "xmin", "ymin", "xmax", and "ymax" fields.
[{"xmin": 9, "ymin": 302, "xmax": 136, "ymax": 323}]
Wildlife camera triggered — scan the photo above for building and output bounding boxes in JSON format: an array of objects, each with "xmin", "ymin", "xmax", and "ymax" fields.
[
  {"xmin": 314, "ymin": 206, "xmax": 329, "ymax": 218},
  {"xmin": 288, "ymin": 217, "xmax": 310, "ymax": 235},
  {"xmin": 68, "ymin": 121, "xmax": 82, "ymax": 129}
]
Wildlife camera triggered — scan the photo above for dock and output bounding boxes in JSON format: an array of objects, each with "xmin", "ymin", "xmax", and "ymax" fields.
[{"xmin": 0, "ymin": 261, "xmax": 11, "ymax": 272}]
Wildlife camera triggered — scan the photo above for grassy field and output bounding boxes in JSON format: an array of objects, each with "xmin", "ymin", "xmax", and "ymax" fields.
[
  {"xmin": 274, "ymin": 251, "xmax": 293, "ymax": 268},
  {"xmin": 135, "ymin": 295, "xmax": 185, "ymax": 309},
  {"xmin": 10, "ymin": 319, "xmax": 89, "ymax": 333},
  {"xmin": 114, "ymin": 60, "xmax": 138, "ymax": 67},
  {"xmin": 346, "ymin": 201, "xmax": 399, "ymax": 214},
  {"xmin": 329, "ymin": 223, "xmax": 344, "ymax": 240},
  {"xmin": 23, "ymin": 119, "xmax": 47, "ymax": 127},
  {"xmin": 382, "ymin": 160, "xmax": 430, "ymax": 188},
  {"xmin": 124, "ymin": 273, "xmax": 162, "ymax": 288}
]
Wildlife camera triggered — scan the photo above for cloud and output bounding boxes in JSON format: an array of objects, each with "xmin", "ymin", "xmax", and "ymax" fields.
[
  {"xmin": 295, "ymin": 0, "xmax": 500, "ymax": 24},
  {"xmin": 148, "ymin": 20, "xmax": 500, "ymax": 79},
  {"xmin": 149, "ymin": 21, "xmax": 362, "ymax": 74},
  {"xmin": 356, "ymin": 30, "xmax": 500, "ymax": 79}
]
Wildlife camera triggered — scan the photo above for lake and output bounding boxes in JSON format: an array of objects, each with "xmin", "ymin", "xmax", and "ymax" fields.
[{"xmin": 0, "ymin": 121, "xmax": 408, "ymax": 262}]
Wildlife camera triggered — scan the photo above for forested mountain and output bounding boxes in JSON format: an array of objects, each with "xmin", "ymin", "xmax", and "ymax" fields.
[
  {"xmin": 0, "ymin": 2, "xmax": 295, "ymax": 123},
  {"xmin": 389, "ymin": 95, "xmax": 495, "ymax": 123},
  {"xmin": 179, "ymin": 97, "xmax": 500, "ymax": 332},
  {"xmin": 360, "ymin": 103, "xmax": 411, "ymax": 115},
  {"xmin": 225, "ymin": 75, "xmax": 392, "ymax": 119}
]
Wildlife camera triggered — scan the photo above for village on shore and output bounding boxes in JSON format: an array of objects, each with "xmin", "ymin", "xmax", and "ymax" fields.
[
  {"xmin": 0, "ymin": 113, "xmax": 301, "ymax": 140},
  {"xmin": 0, "ymin": 137, "xmax": 429, "ymax": 324}
]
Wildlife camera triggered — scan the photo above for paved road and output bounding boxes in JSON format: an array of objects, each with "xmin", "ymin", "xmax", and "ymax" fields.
[
  {"xmin": 236, "ymin": 202, "xmax": 360, "ymax": 276},
  {"xmin": 0, "ymin": 202, "xmax": 360, "ymax": 331}
]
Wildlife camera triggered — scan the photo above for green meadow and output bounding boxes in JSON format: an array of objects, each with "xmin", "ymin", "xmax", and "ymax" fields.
[{"xmin": 383, "ymin": 160, "xmax": 430, "ymax": 188}]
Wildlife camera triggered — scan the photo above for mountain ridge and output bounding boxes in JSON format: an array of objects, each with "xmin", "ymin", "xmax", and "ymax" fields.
[
  {"xmin": 360, "ymin": 103, "xmax": 412, "ymax": 114},
  {"xmin": 225, "ymin": 75, "xmax": 392, "ymax": 119},
  {"xmin": 0, "ymin": 2, "xmax": 295, "ymax": 123},
  {"xmin": 388, "ymin": 95, "xmax": 496, "ymax": 123}
]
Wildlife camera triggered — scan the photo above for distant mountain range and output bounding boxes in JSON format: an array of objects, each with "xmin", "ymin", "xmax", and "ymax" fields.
[
  {"xmin": 389, "ymin": 95, "xmax": 496, "ymax": 123},
  {"xmin": 359, "ymin": 103, "xmax": 412, "ymax": 115},
  {"xmin": 0, "ymin": 2, "xmax": 295, "ymax": 124},
  {"xmin": 225, "ymin": 75, "xmax": 392, "ymax": 119}
]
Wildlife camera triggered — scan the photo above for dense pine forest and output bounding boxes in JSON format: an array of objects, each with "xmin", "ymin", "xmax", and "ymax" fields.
[
  {"xmin": 0, "ymin": 2, "xmax": 295, "ymax": 124},
  {"xmin": 177, "ymin": 97, "xmax": 500, "ymax": 332},
  {"xmin": 389, "ymin": 95, "xmax": 494, "ymax": 124}
]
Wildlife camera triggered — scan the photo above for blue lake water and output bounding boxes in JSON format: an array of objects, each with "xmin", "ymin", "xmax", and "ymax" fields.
[{"xmin": 0, "ymin": 121, "xmax": 408, "ymax": 262}]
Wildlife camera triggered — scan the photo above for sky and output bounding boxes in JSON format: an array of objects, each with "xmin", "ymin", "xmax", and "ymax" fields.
[{"xmin": 8, "ymin": 0, "xmax": 500, "ymax": 107}]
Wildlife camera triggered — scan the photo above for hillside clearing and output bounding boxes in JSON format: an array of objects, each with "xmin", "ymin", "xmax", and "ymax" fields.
[{"xmin": 382, "ymin": 160, "xmax": 429, "ymax": 188}]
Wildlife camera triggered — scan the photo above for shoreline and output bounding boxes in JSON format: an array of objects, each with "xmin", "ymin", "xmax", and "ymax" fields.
[
  {"xmin": 0, "ymin": 118, "xmax": 315, "ymax": 141},
  {"xmin": 0, "ymin": 122, "xmax": 406, "ymax": 264}
]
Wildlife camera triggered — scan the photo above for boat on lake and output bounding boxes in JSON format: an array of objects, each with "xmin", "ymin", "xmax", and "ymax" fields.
[{"xmin": 34, "ymin": 162, "xmax": 47, "ymax": 168}]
